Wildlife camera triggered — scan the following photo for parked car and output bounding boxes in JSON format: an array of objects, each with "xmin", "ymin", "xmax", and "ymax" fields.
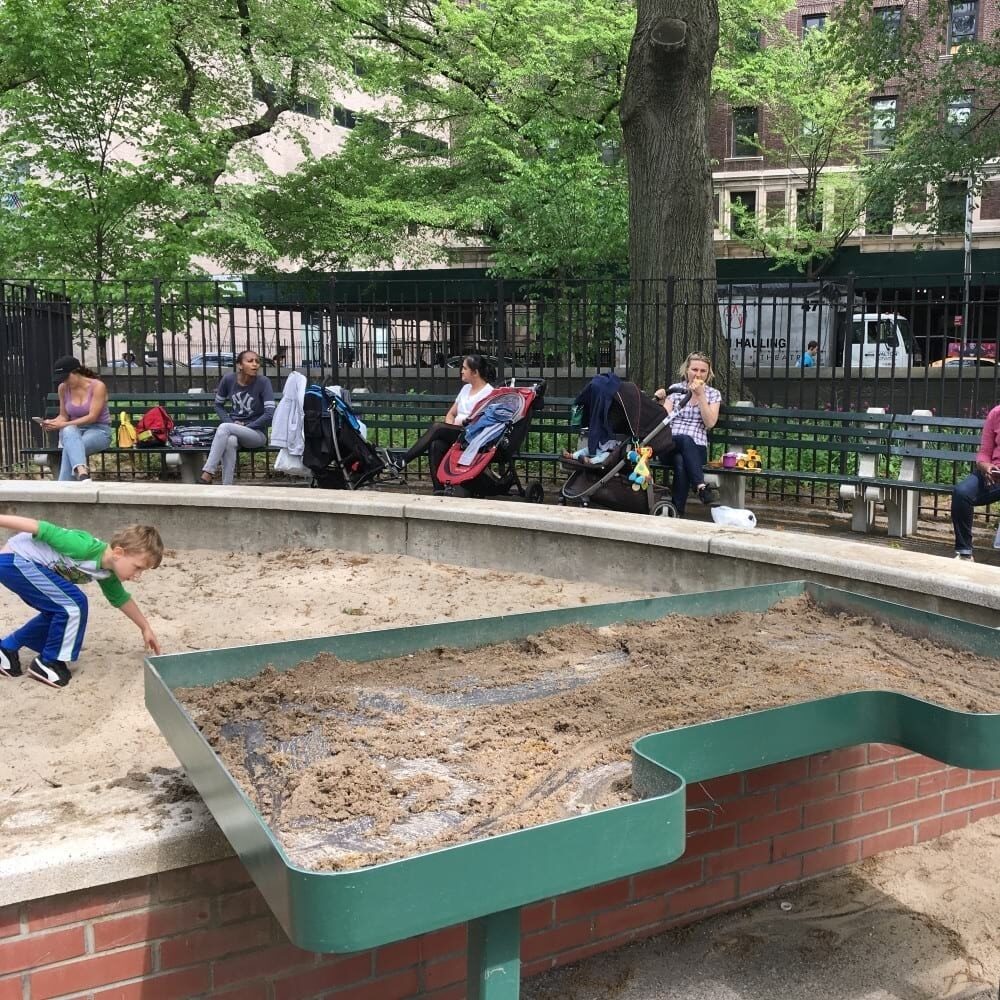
[
  {"xmin": 929, "ymin": 357, "xmax": 997, "ymax": 368},
  {"xmin": 107, "ymin": 356, "xmax": 186, "ymax": 369},
  {"xmin": 444, "ymin": 354, "xmax": 516, "ymax": 369},
  {"xmin": 189, "ymin": 352, "xmax": 237, "ymax": 369}
]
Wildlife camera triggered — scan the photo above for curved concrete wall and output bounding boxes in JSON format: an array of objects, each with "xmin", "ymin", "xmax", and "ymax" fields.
[{"xmin": 0, "ymin": 481, "xmax": 996, "ymax": 624}]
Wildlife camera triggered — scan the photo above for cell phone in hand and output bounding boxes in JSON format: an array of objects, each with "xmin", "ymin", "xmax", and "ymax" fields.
[{"xmin": 31, "ymin": 417, "xmax": 45, "ymax": 425}]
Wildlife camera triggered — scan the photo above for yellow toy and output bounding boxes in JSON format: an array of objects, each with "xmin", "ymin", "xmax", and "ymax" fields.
[
  {"xmin": 736, "ymin": 447, "xmax": 762, "ymax": 471},
  {"xmin": 626, "ymin": 445, "xmax": 654, "ymax": 491}
]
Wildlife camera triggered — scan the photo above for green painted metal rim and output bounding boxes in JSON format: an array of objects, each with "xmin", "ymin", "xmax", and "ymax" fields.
[{"xmin": 145, "ymin": 581, "xmax": 999, "ymax": 953}]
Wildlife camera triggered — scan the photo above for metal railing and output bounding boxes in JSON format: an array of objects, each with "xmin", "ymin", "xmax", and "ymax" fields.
[{"xmin": 2, "ymin": 272, "xmax": 998, "ymax": 488}]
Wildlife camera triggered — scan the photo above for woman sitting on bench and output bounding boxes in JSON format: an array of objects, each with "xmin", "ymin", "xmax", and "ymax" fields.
[
  {"xmin": 199, "ymin": 350, "xmax": 275, "ymax": 485},
  {"xmin": 42, "ymin": 356, "xmax": 112, "ymax": 482},
  {"xmin": 654, "ymin": 351, "xmax": 722, "ymax": 516},
  {"xmin": 389, "ymin": 354, "xmax": 494, "ymax": 494}
]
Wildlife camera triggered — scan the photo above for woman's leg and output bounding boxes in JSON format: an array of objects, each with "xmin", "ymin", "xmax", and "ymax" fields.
[
  {"xmin": 669, "ymin": 435, "xmax": 708, "ymax": 513},
  {"xmin": 950, "ymin": 469, "xmax": 1000, "ymax": 555},
  {"xmin": 219, "ymin": 425, "xmax": 267, "ymax": 485},
  {"xmin": 202, "ymin": 424, "xmax": 236, "ymax": 479},
  {"xmin": 57, "ymin": 424, "xmax": 111, "ymax": 479},
  {"xmin": 401, "ymin": 423, "xmax": 461, "ymax": 464}
]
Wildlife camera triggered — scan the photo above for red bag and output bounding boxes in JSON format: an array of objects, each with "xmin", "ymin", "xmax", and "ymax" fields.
[{"xmin": 135, "ymin": 406, "xmax": 175, "ymax": 448}]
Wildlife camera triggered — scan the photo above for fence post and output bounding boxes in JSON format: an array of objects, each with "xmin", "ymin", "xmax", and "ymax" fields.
[
  {"xmin": 496, "ymin": 277, "xmax": 507, "ymax": 384},
  {"xmin": 661, "ymin": 275, "xmax": 675, "ymax": 393},
  {"xmin": 328, "ymin": 277, "xmax": 340, "ymax": 383},
  {"xmin": 152, "ymin": 279, "xmax": 166, "ymax": 392}
]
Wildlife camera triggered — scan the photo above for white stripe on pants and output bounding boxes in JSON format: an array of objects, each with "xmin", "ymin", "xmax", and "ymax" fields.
[{"xmin": 202, "ymin": 423, "xmax": 267, "ymax": 484}]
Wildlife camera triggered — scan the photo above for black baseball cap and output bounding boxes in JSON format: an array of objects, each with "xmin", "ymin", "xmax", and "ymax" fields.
[{"xmin": 53, "ymin": 355, "xmax": 81, "ymax": 379}]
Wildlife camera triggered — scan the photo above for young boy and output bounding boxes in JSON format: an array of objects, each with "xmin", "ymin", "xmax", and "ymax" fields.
[{"xmin": 0, "ymin": 516, "xmax": 162, "ymax": 688}]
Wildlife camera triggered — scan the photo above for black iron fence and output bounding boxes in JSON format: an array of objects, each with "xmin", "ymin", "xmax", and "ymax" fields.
[{"xmin": 2, "ymin": 272, "xmax": 998, "ymax": 473}]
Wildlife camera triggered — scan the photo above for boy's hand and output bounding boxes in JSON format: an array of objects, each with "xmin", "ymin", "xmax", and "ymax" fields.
[{"xmin": 142, "ymin": 626, "xmax": 161, "ymax": 655}]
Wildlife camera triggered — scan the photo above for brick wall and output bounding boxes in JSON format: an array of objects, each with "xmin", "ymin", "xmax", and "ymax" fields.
[{"xmin": 2, "ymin": 745, "xmax": 998, "ymax": 999}]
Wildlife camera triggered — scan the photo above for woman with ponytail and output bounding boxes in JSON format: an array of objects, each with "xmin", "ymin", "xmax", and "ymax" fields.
[{"xmin": 43, "ymin": 356, "xmax": 112, "ymax": 481}]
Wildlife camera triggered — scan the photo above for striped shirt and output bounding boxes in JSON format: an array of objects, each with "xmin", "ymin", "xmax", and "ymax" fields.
[{"xmin": 668, "ymin": 384, "xmax": 722, "ymax": 447}]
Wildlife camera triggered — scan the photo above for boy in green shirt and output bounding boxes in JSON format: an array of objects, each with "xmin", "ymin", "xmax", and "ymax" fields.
[{"xmin": 0, "ymin": 516, "xmax": 162, "ymax": 688}]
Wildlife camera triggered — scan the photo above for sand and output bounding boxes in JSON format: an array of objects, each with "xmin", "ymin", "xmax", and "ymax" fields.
[
  {"xmin": 0, "ymin": 547, "xmax": 651, "ymax": 795},
  {"xmin": 178, "ymin": 597, "xmax": 1000, "ymax": 871}
]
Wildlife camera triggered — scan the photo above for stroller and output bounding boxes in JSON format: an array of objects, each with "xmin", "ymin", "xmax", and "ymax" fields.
[
  {"xmin": 559, "ymin": 378, "xmax": 691, "ymax": 516},
  {"xmin": 436, "ymin": 380, "xmax": 547, "ymax": 502},
  {"xmin": 302, "ymin": 384, "xmax": 400, "ymax": 490}
]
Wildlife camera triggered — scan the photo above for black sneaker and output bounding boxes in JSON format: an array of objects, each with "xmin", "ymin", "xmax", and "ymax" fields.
[
  {"xmin": 0, "ymin": 647, "xmax": 22, "ymax": 678},
  {"xmin": 697, "ymin": 485, "xmax": 716, "ymax": 505},
  {"xmin": 28, "ymin": 656, "xmax": 71, "ymax": 688}
]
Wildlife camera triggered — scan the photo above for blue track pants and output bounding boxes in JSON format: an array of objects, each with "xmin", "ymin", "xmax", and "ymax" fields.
[{"xmin": 0, "ymin": 554, "xmax": 89, "ymax": 662}]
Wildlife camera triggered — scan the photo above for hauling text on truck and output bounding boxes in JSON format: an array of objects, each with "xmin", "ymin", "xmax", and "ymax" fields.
[{"xmin": 717, "ymin": 283, "xmax": 920, "ymax": 370}]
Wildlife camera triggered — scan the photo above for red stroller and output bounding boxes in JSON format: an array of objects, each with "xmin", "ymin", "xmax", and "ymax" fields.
[{"xmin": 436, "ymin": 381, "xmax": 546, "ymax": 502}]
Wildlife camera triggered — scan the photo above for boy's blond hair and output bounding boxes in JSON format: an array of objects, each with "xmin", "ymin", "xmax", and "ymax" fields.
[{"xmin": 110, "ymin": 524, "xmax": 164, "ymax": 568}]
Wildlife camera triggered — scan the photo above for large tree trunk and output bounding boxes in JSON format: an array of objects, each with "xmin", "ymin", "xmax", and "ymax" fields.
[{"xmin": 620, "ymin": 2, "xmax": 722, "ymax": 394}]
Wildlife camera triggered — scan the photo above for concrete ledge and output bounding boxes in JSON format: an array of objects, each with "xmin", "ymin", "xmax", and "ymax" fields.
[
  {"xmin": 0, "ymin": 479, "xmax": 997, "ymax": 906},
  {"xmin": 0, "ymin": 772, "xmax": 231, "ymax": 907}
]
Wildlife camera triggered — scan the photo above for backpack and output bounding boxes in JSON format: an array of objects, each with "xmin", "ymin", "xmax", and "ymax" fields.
[{"xmin": 135, "ymin": 405, "xmax": 175, "ymax": 448}]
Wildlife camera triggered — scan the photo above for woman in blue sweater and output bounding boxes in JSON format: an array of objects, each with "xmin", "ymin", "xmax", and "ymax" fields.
[{"xmin": 199, "ymin": 351, "xmax": 276, "ymax": 485}]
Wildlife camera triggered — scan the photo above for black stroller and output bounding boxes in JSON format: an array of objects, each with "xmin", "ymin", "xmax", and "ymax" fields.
[
  {"xmin": 302, "ymin": 385, "xmax": 400, "ymax": 490},
  {"xmin": 436, "ymin": 380, "xmax": 547, "ymax": 502},
  {"xmin": 559, "ymin": 378, "xmax": 691, "ymax": 516}
]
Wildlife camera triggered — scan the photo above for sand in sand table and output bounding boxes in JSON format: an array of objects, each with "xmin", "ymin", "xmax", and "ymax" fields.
[{"xmin": 178, "ymin": 596, "xmax": 1000, "ymax": 872}]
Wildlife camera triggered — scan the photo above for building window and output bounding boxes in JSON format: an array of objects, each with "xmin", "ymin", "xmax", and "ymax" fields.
[
  {"xmin": 946, "ymin": 95, "xmax": 972, "ymax": 136},
  {"xmin": 293, "ymin": 96, "xmax": 321, "ymax": 118},
  {"xmin": 802, "ymin": 13, "xmax": 827, "ymax": 35},
  {"xmin": 731, "ymin": 107, "xmax": 759, "ymax": 158},
  {"xmin": 948, "ymin": 2, "xmax": 977, "ymax": 51},
  {"xmin": 937, "ymin": 181, "xmax": 968, "ymax": 233},
  {"xmin": 796, "ymin": 189, "xmax": 823, "ymax": 232},
  {"xmin": 865, "ymin": 189, "xmax": 895, "ymax": 235},
  {"xmin": 869, "ymin": 97, "xmax": 897, "ymax": 149},
  {"xmin": 712, "ymin": 191, "xmax": 722, "ymax": 229},
  {"xmin": 332, "ymin": 105, "xmax": 358, "ymax": 129},
  {"xmin": 729, "ymin": 190, "xmax": 757, "ymax": 236},
  {"xmin": 874, "ymin": 6, "xmax": 903, "ymax": 49}
]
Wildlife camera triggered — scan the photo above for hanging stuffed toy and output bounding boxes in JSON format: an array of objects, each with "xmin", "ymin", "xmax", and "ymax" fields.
[{"xmin": 626, "ymin": 445, "xmax": 653, "ymax": 491}]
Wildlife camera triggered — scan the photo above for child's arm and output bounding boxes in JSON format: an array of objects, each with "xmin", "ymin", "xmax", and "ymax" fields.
[
  {"xmin": 0, "ymin": 515, "xmax": 39, "ymax": 535},
  {"xmin": 118, "ymin": 598, "xmax": 161, "ymax": 654}
]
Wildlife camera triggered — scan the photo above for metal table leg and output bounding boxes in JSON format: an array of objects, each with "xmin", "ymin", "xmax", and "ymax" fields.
[{"xmin": 467, "ymin": 907, "xmax": 521, "ymax": 1000}]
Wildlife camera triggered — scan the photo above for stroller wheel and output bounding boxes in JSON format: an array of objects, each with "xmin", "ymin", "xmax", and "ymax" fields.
[
  {"xmin": 653, "ymin": 500, "xmax": 678, "ymax": 518},
  {"xmin": 446, "ymin": 485, "xmax": 469, "ymax": 498},
  {"xmin": 525, "ymin": 481, "xmax": 545, "ymax": 504}
]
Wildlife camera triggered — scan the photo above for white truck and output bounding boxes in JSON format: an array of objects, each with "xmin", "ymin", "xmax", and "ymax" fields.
[{"xmin": 718, "ymin": 284, "xmax": 920, "ymax": 369}]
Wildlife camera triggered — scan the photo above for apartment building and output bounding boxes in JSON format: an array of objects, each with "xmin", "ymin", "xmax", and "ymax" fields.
[{"xmin": 709, "ymin": 0, "xmax": 1000, "ymax": 262}]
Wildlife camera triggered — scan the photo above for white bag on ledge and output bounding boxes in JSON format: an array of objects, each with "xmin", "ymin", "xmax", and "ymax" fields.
[{"xmin": 711, "ymin": 505, "xmax": 757, "ymax": 529}]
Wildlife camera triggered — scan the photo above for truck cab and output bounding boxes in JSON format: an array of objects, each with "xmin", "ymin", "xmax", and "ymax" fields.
[{"xmin": 835, "ymin": 312, "xmax": 920, "ymax": 369}]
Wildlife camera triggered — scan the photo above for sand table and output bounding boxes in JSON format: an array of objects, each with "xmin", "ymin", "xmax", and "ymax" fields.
[
  {"xmin": 0, "ymin": 548, "xmax": 650, "ymax": 795},
  {"xmin": 178, "ymin": 597, "xmax": 1000, "ymax": 872}
]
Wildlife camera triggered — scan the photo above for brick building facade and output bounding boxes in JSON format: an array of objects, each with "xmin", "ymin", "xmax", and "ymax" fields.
[{"xmin": 709, "ymin": 0, "xmax": 1000, "ymax": 257}]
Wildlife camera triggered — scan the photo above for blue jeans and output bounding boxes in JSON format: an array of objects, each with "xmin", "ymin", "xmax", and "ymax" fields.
[
  {"xmin": 951, "ymin": 468, "xmax": 1000, "ymax": 555},
  {"xmin": 668, "ymin": 434, "xmax": 708, "ymax": 515},
  {"xmin": 58, "ymin": 424, "xmax": 112, "ymax": 480}
]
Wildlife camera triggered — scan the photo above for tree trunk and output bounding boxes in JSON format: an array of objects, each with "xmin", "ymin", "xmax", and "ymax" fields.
[{"xmin": 620, "ymin": 1, "xmax": 723, "ymax": 394}]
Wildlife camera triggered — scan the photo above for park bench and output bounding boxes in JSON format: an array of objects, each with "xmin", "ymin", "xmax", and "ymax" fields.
[
  {"xmin": 25, "ymin": 391, "xmax": 280, "ymax": 483},
  {"xmin": 709, "ymin": 404, "xmax": 986, "ymax": 538}
]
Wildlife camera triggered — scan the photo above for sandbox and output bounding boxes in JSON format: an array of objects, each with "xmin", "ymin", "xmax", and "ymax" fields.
[{"xmin": 178, "ymin": 594, "xmax": 1000, "ymax": 874}]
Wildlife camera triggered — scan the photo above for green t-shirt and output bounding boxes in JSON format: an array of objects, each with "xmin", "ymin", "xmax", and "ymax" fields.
[{"xmin": 5, "ymin": 520, "xmax": 130, "ymax": 607}]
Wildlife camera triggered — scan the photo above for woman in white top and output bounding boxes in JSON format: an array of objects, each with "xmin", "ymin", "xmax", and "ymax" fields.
[{"xmin": 392, "ymin": 354, "xmax": 494, "ymax": 494}]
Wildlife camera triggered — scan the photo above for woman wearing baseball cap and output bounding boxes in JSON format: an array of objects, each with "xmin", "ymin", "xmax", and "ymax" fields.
[{"xmin": 41, "ymin": 356, "xmax": 112, "ymax": 481}]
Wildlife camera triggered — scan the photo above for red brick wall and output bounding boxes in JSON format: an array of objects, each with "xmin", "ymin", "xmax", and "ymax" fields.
[{"xmin": 2, "ymin": 745, "xmax": 998, "ymax": 999}]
